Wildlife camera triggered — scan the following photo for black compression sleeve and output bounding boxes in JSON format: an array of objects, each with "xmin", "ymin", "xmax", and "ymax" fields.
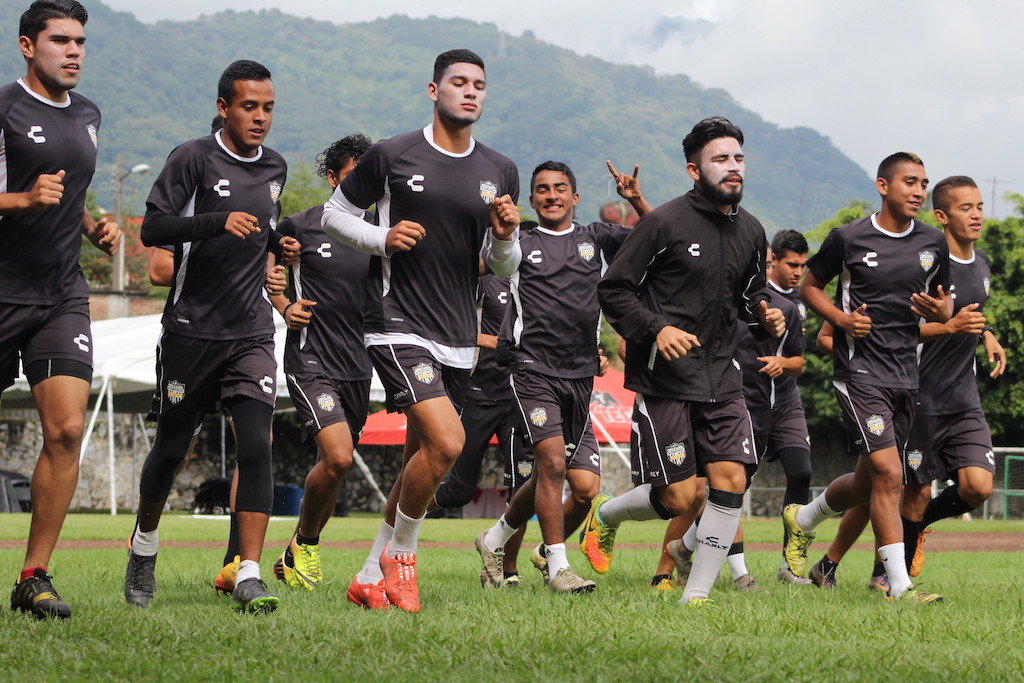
[{"xmin": 141, "ymin": 210, "xmax": 231, "ymax": 246}]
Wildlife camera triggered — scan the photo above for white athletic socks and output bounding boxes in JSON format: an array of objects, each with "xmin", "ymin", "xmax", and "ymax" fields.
[
  {"xmin": 131, "ymin": 525, "xmax": 159, "ymax": 557},
  {"xmin": 387, "ymin": 506, "xmax": 423, "ymax": 557},
  {"xmin": 879, "ymin": 542, "xmax": 912, "ymax": 597},
  {"xmin": 236, "ymin": 559, "xmax": 260, "ymax": 585},
  {"xmin": 358, "ymin": 520, "xmax": 393, "ymax": 583},
  {"xmin": 795, "ymin": 492, "xmax": 838, "ymax": 532},
  {"xmin": 682, "ymin": 501, "xmax": 741, "ymax": 602},
  {"xmin": 599, "ymin": 484, "xmax": 660, "ymax": 526},
  {"xmin": 682, "ymin": 520, "xmax": 698, "ymax": 553},
  {"xmin": 483, "ymin": 514, "xmax": 519, "ymax": 552},
  {"xmin": 544, "ymin": 543, "xmax": 570, "ymax": 577},
  {"xmin": 726, "ymin": 551, "xmax": 749, "ymax": 581}
]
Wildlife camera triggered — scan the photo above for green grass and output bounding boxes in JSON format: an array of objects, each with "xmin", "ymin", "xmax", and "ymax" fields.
[{"xmin": 1, "ymin": 515, "xmax": 1022, "ymax": 682}]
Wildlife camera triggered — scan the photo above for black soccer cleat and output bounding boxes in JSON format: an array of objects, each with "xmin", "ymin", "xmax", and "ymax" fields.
[{"xmin": 11, "ymin": 568, "xmax": 72, "ymax": 620}]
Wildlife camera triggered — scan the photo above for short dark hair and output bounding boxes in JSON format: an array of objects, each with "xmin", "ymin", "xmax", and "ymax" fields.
[
  {"xmin": 530, "ymin": 160, "xmax": 577, "ymax": 194},
  {"xmin": 682, "ymin": 116, "xmax": 744, "ymax": 163},
  {"xmin": 217, "ymin": 60, "xmax": 272, "ymax": 104},
  {"xmin": 210, "ymin": 115, "xmax": 224, "ymax": 134},
  {"xmin": 433, "ymin": 49, "xmax": 485, "ymax": 83},
  {"xmin": 876, "ymin": 152, "xmax": 924, "ymax": 183},
  {"xmin": 770, "ymin": 229, "xmax": 808, "ymax": 257},
  {"xmin": 931, "ymin": 175, "xmax": 978, "ymax": 213},
  {"xmin": 20, "ymin": 0, "xmax": 87, "ymax": 43},
  {"xmin": 316, "ymin": 133, "xmax": 372, "ymax": 179}
]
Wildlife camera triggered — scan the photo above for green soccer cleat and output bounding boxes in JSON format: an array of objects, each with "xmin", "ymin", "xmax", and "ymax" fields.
[
  {"xmin": 232, "ymin": 578, "xmax": 280, "ymax": 613},
  {"xmin": 11, "ymin": 569, "xmax": 71, "ymax": 620},
  {"xmin": 887, "ymin": 585, "xmax": 943, "ymax": 604},
  {"xmin": 273, "ymin": 537, "xmax": 321, "ymax": 591},
  {"xmin": 781, "ymin": 504, "xmax": 815, "ymax": 577},
  {"xmin": 579, "ymin": 493, "xmax": 617, "ymax": 574}
]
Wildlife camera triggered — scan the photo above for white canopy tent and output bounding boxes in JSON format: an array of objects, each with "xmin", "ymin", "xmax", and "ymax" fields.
[{"xmin": 2, "ymin": 313, "xmax": 387, "ymax": 514}]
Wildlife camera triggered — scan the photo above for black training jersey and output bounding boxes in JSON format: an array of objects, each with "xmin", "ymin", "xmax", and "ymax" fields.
[
  {"xmin": 279, "ymin": 204, "xmax": 371, "ymax": 380},
  {"xmin": 807, "ymin": 214, "xmax": 949, "ymax": 390},
  {"xmin": 0, "ymin": 80, "xmax": 100, "ymax": 305},
  {"xmin": 144, "ymin": 132, "xmax": 287, "ymax": 340},
  {"xmin": 737, "ymin": 288, "xmax": 805, "ymax": 423},
  {"xmin": 917, "ymin": 250, "xmax": 990, "ymax": 415},
  {"xmin": 335, "ymin": 127, "xmax": 519, "ymax": 349},
  {"xmin": 769, "ymin": 279, "xmax": 808, "ymax": 331},
  {"xmin": 508, "ymin": 222, "xmax": 629, "ymax": 379},
  {"xmin": 466, "ymin": 273, "xmax": 512, "ymax": 405}
]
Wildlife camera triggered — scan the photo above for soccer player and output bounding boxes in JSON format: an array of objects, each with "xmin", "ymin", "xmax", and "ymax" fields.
[
  {"xmin": 782, "ymin": 152, "xmax": 951, "ymax": 603},
  {"xmin": 476, "ymin": 160, "xmax": 649, "ymax": 593},
  {"xmin": 586, "ymin": 116, "xmax": 785, "ymax": 605},
  {"xmin": 125, "ymin": 60, "xmax": 288, "ymax": 613},
  {"xmin": 321, "ymin": 49, "xmax": 520, "ymax": 612},
  {"xmin": 3, "ymin": 0, "xmax": 122, "ymax": 621},
  {"xmin": 266, "ymin": 134, "xmax": 378, "ymax": 602}
]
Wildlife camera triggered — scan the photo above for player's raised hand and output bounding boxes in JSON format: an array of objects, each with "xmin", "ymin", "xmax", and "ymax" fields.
[
  {"xmin": 90, "ymin": 218, "xmax": 122, "ymax": 255},
  {"xmin": 284, "ymin": 299, "xmax": 317, "ymax": 330},
  {"xmin": 265, "ymin": 264, "xmax": 286, "ymax": 296},
  {"xmin": 385, "ymin": 220, "xmax": 425, "ymax": 255},
  {"xmin": 26, "ymin": 170, "xmax": 65, "ymax": 211},
  {"xmin": 224, "ymin": 212, "xmax": 260, "ymax": 239},
  {"xmin": 841, "ymin": 303, "xmax": 872, "ymax": 338},
  {"xmin": 759, "ymin": 300, "xmax": 786, "ymax": 338},
  {"xmin": 279, "ymin": 236, "xmax": 301, "ymax": 265},
  {"xmin": 489, "ymin": 194, "xmax": 520, "ymax": 240},
  {"xmin": 607, "ymin": 161, "xmax": 641, "ymax": 200},
  {"xmin": 656, "ymin": 325, "xmax": 700, "ymax": 361}
]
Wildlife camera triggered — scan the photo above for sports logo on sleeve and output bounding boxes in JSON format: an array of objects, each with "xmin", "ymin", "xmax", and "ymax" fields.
[
  {"xmin": 577, "ymin": 242, "xmax": 595, "ymax": 262},
  {"xmin": 906, "ymin": 449, "xmax": 923, "ymax": 470},
  {"xmin": 918, "ymin": 250, "xmax": 935, "ymax": 271},
  {"xmin": 983, "ymin": 277, "xmax": 990, "ymax": 295},
  {"xmin": 666, "ymin": 441, "xmax": 687, "ymax": 465},
  {"xmin": 479, "ymin": 180, "xmax": 497, "ymax": 204},
  {"xmin": 167, "ymin": 380, "xmax": 185, "ymax": 404},
  {"xmin": 269, "ymin": 181, "xmax": 282, "ymax": 202},
  {"xmin": 86, "ymin": 124, "xmax": 98, "ymax": 149}
]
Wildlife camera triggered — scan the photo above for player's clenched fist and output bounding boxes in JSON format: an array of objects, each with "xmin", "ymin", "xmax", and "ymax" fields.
[
  {"xmin": 385, "ymin": 220, "xmax": 425, "ymax": 255},
  {"xmin": 759, "ymin": 300, "xmax": 786, "ymax": 338},
  {"xmin": 489, "ymin": 194, "xmax": 519, "ymax": 240},
  {"xmin": 26, "ymin": 170, "xmax": 65, "ymax": 211},
  {"xmin": 656, "ymin": 325, "xmax": 700, "ymax": 361},
  {"xmin": 224, "ymin": 211, "xmax": 260, "ymax": 239},
  {"xmin": 840, "ymin": 303, "xmax": 872, "ymax": 338}
]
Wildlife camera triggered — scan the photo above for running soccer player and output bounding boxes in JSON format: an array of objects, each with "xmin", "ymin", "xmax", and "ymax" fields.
[
  {"xmin": 782, "ymin": 152, "xmax": 951, "ymax": 603},
  {"xmin": 476, "ymin": 160, "xmax": 650, "ymax": 593},
  {"xmin": 321, "ymin": 49, "xmax": 520, "ymax": 612},
  {"xmin": 125, "ymin": 60, "xmax": 288, "ymax": 613},
  {"xmin": 266, "ymin": 134, "xmax": 377, "ymax": 602},
  {"xmin": 585, "ymin": 116, "xmax": 785, "ymax": 605},
  {"xmin": 3, "ymin": 0, "xmax": 122, "ymax": 621}
]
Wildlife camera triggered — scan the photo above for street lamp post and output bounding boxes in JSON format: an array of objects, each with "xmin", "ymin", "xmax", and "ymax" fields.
[{"xmin": 112, "ymin": 153, "xmax": 150, "ymax": 292}]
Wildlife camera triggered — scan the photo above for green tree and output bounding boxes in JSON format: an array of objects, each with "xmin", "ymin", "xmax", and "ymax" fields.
[{"xmin": 280, "ymin": 161, "xmax": 331, "ymax": 218}]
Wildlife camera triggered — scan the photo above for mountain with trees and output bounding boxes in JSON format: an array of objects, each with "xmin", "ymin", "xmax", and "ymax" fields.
[{"xmin": 0, "ymin": 2, "xmax": 875, "ymax": 233}]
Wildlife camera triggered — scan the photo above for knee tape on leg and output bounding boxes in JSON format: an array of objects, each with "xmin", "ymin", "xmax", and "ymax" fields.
[{"xmin": 649, "ymin": 487, "xmax": 675, "ymax": 521}]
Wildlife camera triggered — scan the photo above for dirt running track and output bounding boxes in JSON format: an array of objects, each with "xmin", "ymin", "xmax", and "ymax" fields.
[{"xmin": 0, "ymin": 531, "xmax": 1020, "ymax": 552}]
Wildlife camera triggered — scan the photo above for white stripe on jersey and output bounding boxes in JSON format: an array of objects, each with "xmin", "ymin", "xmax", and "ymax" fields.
[
  {"xmin": 378, "ymin": 177, "xmax": 393, "ymax": 298},
  {"xmin": 0, "ymin": 128, "xmax": 7, "ymax": 196},
  {"xmin": 292, "ymin": 260, "xmax": 308, "ymax": 350},
  {"xmin": 833, "ymin": 380, "xmax": 869, "ymax": 448},
  {"xmin": 838, "ymin": 264, "xmax": 855, "ymax": 362},
  {"xmin": 171, "ymin": 189, "xmax": 198, "ymax": 306},
  {"xmin": 509, "ymin": 270, "xmax": 524, "ymax": 348}
]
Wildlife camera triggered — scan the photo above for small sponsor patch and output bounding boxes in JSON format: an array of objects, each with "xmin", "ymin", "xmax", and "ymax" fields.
[
  {"xmin": 919, "ymin": 250, "xmax": 935, "ymax": 271},
  {"xmin": 906, "ymin": 449, "xmax": 923, "ymax": 470},
  {"xmin": 479, "ymin": 180, "xmax": 497, "ymax": 204},
  {"xmin": 577, "ymin": 241, "xmax": 595, "ymax": 262},
  {"xmin": 316, "ymin": 393, "xmax": 335, "ymax": 411},
  {"xmin": 517, "ymin": 460, "xmax": 533, "ymax": 478},
  {"xmin": 530, "ymin": 406, "xmax": 547, "ymax": 427},
  {"xmin": 413, "ymin": 362, "xmax": 435, "ymax": 384},
  {"xmin": 269, "ymin": 180, "xmax": 282, "ymax": 202},
  {"xmin": 167, "ymin": 380, "xmax": 185, "ymax": 404},
  {"xmin": 666, "ymin": 441, "xmax": 686, "ymax": 466},
  {"xmin": 866, "ymin": 414, "xmax": 885, "ymax": 436}
]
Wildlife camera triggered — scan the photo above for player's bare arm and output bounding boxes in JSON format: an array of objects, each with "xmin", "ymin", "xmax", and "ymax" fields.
[
  {"xmin": 801, "ymin": 271, "xmax": 871, "ymax": 338},
  {"xmin": 224, "ymin": 211, "xmax": 260, "ymax": 239},
  {"xmin": 0, "ymin": 170, "xmax": 66, "ymax": 213},
  {"xmin": 656, "ymin": 325, "xmax": 700, "ymax": 361},
  {"xmin": 476, "ymin": 333, "xmax": 498, "ymax": 349},
  {"xmin": 385, "ymin": 220, "xmax": 425, "ymax": 255},
  {"xmin": 910, "ymin": 284, "xmax": 952, "ymax": 322},
  {"xmin": 272, "ymin": 293, "xmax": 316, "ymax": 331},
  {"xmin": 982, "ymin": 328, "xmax": 1007, "ymax": 378},
  {"xmin": 758, "ymin": 299, "xmax": 786, "ymax": 338},
  {"xmin": 82, "ymin": 207, "xmax": 121, "ymax": 255},
  {"xmin": 920, "ymin": 302, "xmax": 985, "ymax": 342},
  {"xmin": 756, "ymin": 354, "xmax": 803, "ymax": 378},
  {"xmin": 265, "ymin": 260, "xmax": 286, "ymax": 296},
  {"xmin": 606, "ymin": 160, "xmax": 652, "ymax": 216},
  {"xmin": 489, "ymin": 194, "xmax": 519, "ymax": 240}
]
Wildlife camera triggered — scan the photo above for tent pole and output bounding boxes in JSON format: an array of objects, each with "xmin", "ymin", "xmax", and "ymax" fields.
[
  {"xmin": 107, "ymin": 379, "xmax": 117, "ymax": 516},
  {"xmin": 80, "ymin": 376, "xmax": 109, "ymax": 465},
  {"xmin": 351, "ymin": 448, "xmax": 388, "ymax": 505},
  {"xmin": 591, "ymin": 415, "xmax": 631, "ymax": 467}
]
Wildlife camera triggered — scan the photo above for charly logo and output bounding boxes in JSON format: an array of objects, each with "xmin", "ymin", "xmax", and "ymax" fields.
[
  {"xmin": 167, "ymin": 380, "xmax": 185, "ymax": 404},
  {"xmin": 919, "ymin": 250, "xmax": 935, "ymax": 271},
  {"xmin": 413, "ymin": 362, "xmax": 435, "ymax": 384},
  {"xmin": 906, "ymin": 449, "xmax": 923, "ymax": 470},
  {"xmin": 517, "ymin": 460, "xmax": 533, "ymax": 478},
  {"xmin": 530, "ymin": 406, "xmax": 547, "ymax": 427},
  {"xmin": 269, "ymin": 180, "xmax": 282, "ymax": 202},
  {"xmin": 666, "ymin": 441, "xmax": 686, "ymax": 466},
  {"xmin": 316, "ymin": 393, "xmax": 335, "ymax": 411},
  {"xmin": 214, "ymin": 179, "xmax": 231, "ymax": 197},
  {"xmin": 479, "ymin": 180, "xmax": 497, "ymax": 204},
  {"xmin": 86, "ymin": 124, "xmax": 97, "ymax": 149},
  {"xmin": 577, "ymin": 241, "xmax": 595, "ymax": 262},
  {"xmin": 866, "ymin": 414, "xmax": 885, "ymax": 436},
  {"xmin": 27, "ymin": 125, "xmax": 45, "ymax": 143}
]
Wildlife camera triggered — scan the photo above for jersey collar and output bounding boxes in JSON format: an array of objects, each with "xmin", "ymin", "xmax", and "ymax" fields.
[
  {"xmin": 17, "ymin": 78, "xmax": 71, "ymax": 108},
  {"xmin": 768, "ymin": 279, "xmax": 794, "ymax": 295},
  {"xmin": 422, "ymin": 124, "xmax": 476, "ymax": 158},
  {"xmin": 869, "ymin": 212, "xmax": 914, "ymax": 238},
  {"xmin": 215, "ymin": 130, "xmax": 263, "ymax": 163},
  {"xmin": 950, "ymin": 249, "xmax": 976, "ymax": 265}
]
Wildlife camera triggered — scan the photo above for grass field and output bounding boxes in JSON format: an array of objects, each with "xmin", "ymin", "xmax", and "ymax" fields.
[{"xmin": 1, "ymin": 513, "xmax": 1022, "ymax": 682}]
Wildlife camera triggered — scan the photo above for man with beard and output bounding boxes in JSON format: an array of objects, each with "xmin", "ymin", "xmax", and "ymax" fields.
[
  {"xmin": 321, "ymin": 49, "xmax": 520, "ymax": 612},
  {"xmin": 583, "ymin": 116, "xmax": 785, "ymax": 605}
]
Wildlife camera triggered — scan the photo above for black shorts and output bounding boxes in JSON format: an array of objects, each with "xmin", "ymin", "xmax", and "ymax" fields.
[
  {"xmin": 833, "ymin": 381, "xmax": 915, "ymax": 456},
  {"xmin": 755, "ymin": 400, "xmax": 811, "ymax": 462},
  {"xmin": 287, "ymin": 372, "xmax": 370, "ymax": 444},
  {"xmin": 369, "ymin": 344, "xmax": 470, "ymax": 413},
  {"xmin": 630, "ymin": 393, "xmax": 756, "ymax": 486},
  {"xmin": 502, "ymin": 422, "xmax": 601, "ymax": 488},
  {"xmin": 903, "ymin": 409, "xmax": 995, "ymax": 484},
  {"xmin": 0, "ymin": 297, "xmax": 92, "ymax": 390},
  {"xmin": 155, "ymin": 331, "xmax": 277, "ymax": 417},
  {"xmin": 510, "ymin": 370, "xmax": 592, "ymax": 446}
]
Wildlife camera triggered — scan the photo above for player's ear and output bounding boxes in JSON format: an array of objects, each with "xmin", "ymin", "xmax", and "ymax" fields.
[
  {"xmin": 933, "ymin": 208, "xmax": 949, "ymax": 226},
  {"xmin": 216, "ymin": 97, "xmax": 229, "ymax": 118},
  {"xmin": 685, "ymin": 162, "xmax": 701, "ymax": 183},
  {"xmin": 876, "ymin": 176, "xmax": 888, "ymax": 197},
  {"xmin": 19, "ymin": 35, "xmax": 34, "ymax": 60},
  {"xmin": 427, "ymin": 81, "xmax": 439, "ymax": 102}
]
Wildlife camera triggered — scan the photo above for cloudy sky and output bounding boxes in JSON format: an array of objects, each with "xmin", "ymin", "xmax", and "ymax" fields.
[{"xmin": 106, "ymin": 0, "xmax": 1024, "ymax": 218}]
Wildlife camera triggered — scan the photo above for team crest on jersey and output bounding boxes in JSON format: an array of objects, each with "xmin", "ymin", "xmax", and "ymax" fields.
[
  {"xmin": 316, "ymin": 393, "xmax": 335, "ymax": 412},
  {"xmin": 918, "ymin": 250, "xmax": 935, "ymax": 271},
  {"xmin": 167, "ymin": 380, "xmax": 185, "ymax": 405},
  {"xmin": 530, "ymin": 406, "xmax": 548, "ymax": 427},
  {"xmin": 412, "ymin": 362, "xmax": 435, "ymax": 384},
  {"xmin": 866, "ymin": 414, "xmax": 885, "ymax": 436},
  {"xmin": 577, "ymin": 241, "xmax": 595, "ymax": 262},
  {"xmin": 86, "ymin": 124, "xmax": 98, "ymax": 150},
  {"xmin": 665, "ymin": 441, "xmax": 687, "ymax": 466},
  {"xmin": 906, "ymin": 449, "xmax": 923, "ymax": 470},
  {"xmin": 269, "ymin": 181, "xmax": 282, "ymax": 202},
  {"xmin": 517, "ymin": 460, "xmax": 533, "ymax": 478},
  {"xmin": 479, "ymin": 180, "xmax": 497, "ymax": 204},
  {"xmin": 797, "ymin": 302, "xmax": 807, "ymax": 321},
  {"xmin": 983, "ymin": 277, "xmax": 990, "ymax": 295}
]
